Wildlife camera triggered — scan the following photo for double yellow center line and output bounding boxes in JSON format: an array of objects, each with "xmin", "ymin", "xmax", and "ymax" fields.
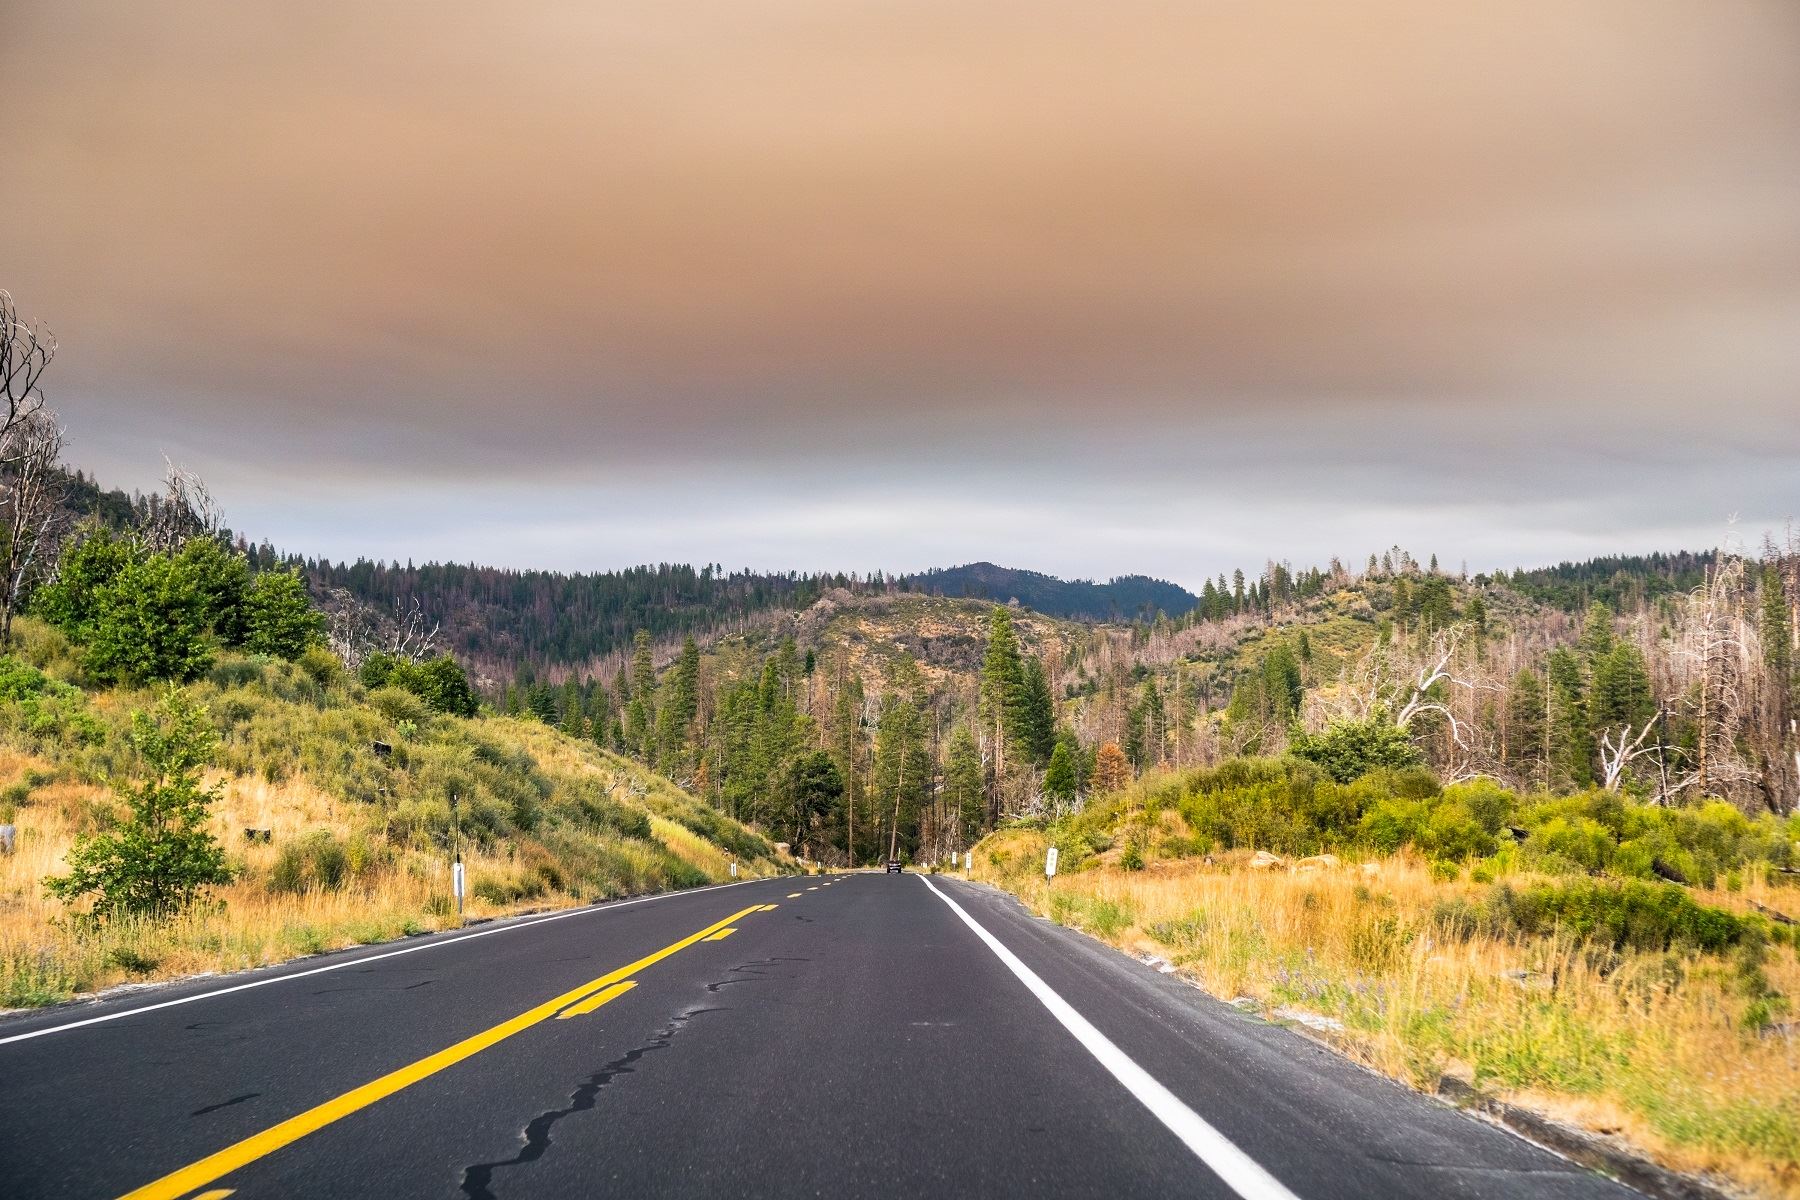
[{"xmin": 121, "ymin": 902, "xmax": 774, "ymax": 1200}]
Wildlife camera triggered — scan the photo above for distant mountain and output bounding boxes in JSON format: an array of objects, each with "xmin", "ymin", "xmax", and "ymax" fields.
[{"xmin": 903, "ymin": 562, "xmax": 1198, "ymax": 621}]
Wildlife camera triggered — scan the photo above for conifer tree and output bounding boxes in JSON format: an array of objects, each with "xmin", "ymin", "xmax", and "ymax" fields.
[
  {"xmin": 942, "ymin": 725, "xmax": 984, "ymax": 841},
  {"xmin": 1043, "ymin": 740, "xmax": 1077, "ymax": 812},
  {"xmin": 980, "ymin": 608, "xmax": 1024, "ymax": 778}
]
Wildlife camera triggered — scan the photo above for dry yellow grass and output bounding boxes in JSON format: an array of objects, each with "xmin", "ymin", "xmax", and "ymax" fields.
[
  {"xmin": 976, "ymin": 830, "xmax": 1800, "ymax": 1199},
  {"xmin": 0, "ymin": 746, "xmax": 737, "ymax": 1009}
]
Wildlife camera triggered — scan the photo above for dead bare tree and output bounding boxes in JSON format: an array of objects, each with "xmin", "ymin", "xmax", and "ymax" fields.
[
  {"xmin": 1665, "ymin": 553, "xmax": 1762, "ymax": 808},
  {"xmin": 1598, "ymin": 715, "xmax": 1662, "ymax": 792},
  {"xmin": 141, "ymin": 459, "xmax": 224, "ymax": 554},
  {"xmin": 0, "ymin": 409, "xmax": 68, "ymax": 642},
  {"xmin": 321, "ymin": 589, "xmax": 441, "ymax": 671},
  {"xmin": 0, "ymin": 292, "xmax": 53, "ymax": 452}
]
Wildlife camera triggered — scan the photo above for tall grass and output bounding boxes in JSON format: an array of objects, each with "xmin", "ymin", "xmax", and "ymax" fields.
[
  {"xmin": 979, "ymin": 829, "xmax": 1800, "ymax": 1198},
  {"xmin": 0, "ymin": 623, "xmax": 785, "ymax": 1009}
]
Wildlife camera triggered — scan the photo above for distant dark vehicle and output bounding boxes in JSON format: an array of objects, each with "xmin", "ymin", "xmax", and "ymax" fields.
[{"xmin": 885, "ymin": 859, "xmax": 902, "ymax": 874}]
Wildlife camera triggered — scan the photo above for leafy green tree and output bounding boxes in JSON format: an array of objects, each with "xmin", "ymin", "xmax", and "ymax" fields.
[
  {"xmin": 84, "ymin": 554, "xmax": 214, "ymax": 682},
  {"xmin": 34, "ymin": 525, "xmax": 140, "ymax": 638},
  {"xmin": 786, "ymin": 749, "xmax": 844, "ymax": 851},
  {"xmin": 362, "ymin": 651, "xmax": 478, "ymax": 716},
  {"xmin": 176, "ymin": 536, "xmax": 251, "ymax": 644},
  {"xmin": 45, "ymin": 690, "xmax": 234, "ymax": 920},
  {"xmin": 241, "ymin": 570, "xmax": 324, "ymax": 658},
  {"xmin": 412, "ymin": 656, "xmax": 478, "ymax": 717},
  {"xmin": 1289, "ymin": 715, "xmax": 1424, "ymax": 783}
]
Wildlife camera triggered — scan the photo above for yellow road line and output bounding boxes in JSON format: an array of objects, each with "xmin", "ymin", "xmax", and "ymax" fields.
[
  {"xmin": 757, "ymin": 904, "xmax": 779, "ymax": 911},
  {"xmin": 702, "ymin": 928, "xmax": 736, "ymax": 941},
  {"xmin": 555, "ymin": 980, "xmax": 636, "ymax": 1019},
  {"xmin": 192, "ymin": 1191, "xmax": 235, "ymax": 1199},
  {"xmin": 118, "ymin": 904, "xmax": 763, "ymax": 1200}
]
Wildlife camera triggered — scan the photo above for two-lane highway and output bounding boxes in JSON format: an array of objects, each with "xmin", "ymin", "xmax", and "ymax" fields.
[{"xmin": 1, "ymin": 873, "xmax": 1637, "ymax": 1198}]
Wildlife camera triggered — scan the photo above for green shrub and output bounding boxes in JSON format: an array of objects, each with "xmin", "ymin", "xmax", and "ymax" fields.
[
  {"xmin": 268, "ymin": 830, "xmax": 351, "ymax": 893},
  {"xmin": 241, "ymin": 570, "xmax": 325, "ymax": 659},
  {"xmin": 368, "ymin": 686, "xmax": 432, "ymax": 726},
  {"xmin": 43, "ymin": 690, "xmax": 235, "ymax": 920},
  {"xmin": 1485, "ymin": 879, "xmax": 1756, "ymax": 954},
  {"xmin": 1289, "ymin": 715, "xmax": 1425, "ymax": 782}
]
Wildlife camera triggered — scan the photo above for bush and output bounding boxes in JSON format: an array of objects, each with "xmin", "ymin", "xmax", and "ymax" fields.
[
  {"xmin": 1485, "ymin": 879, "xmax": 1756, "ymax": 954},
  {"xmin": 43, "ymin": 690, "xmax": 235, "ymax": 920},
  {"xmin": 1289, "ymin": 715, "xmax": 1425, "ymax": 783},
  {"xmin": 82, "ymin": 555, "xmax": 215, "ymax": 683},
  {"xmin": 268, "ymin": 831, "xmax": 351, "ymax": 893},
  {"xmin": 241, "ymin": 570, "xmax": 325, "ymax": 659},
  {"xmin": 368, "ymin": 685, "xmax": 432, "ymax": 726},
  {"xmin": 359, "ymin": 652, "xmax": 478, "ymax": 717}
]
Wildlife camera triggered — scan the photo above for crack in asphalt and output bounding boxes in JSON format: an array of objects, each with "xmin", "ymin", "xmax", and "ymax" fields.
[
  {"xmin": 455, "ymin": 1004, "xmax": 723, "ymax": 1200},
  {"xmin": 456, "ymin": 958, "xmax": 806, "ymax": 1200}
]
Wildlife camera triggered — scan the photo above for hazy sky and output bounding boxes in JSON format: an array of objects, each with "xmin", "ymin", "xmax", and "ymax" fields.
[{"xmin": 3, "ymin": 2, "xmax": 1796, "ymax": 587}]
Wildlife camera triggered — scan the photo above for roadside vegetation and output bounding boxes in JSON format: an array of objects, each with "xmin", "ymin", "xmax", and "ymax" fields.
[
  {"xmin": 974, "ymin": 762, "xmax": 1800, "ymax": 1198},
  {"xmin": 0, "ymin": 612, "xmax": 780, "ymax": 1009}
]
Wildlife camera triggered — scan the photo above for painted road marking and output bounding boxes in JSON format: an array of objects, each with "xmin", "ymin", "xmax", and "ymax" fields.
[
  {"xmin": 807, "ymin": 887, "xmax": 819, "ymax": 891},
  {"xmin": 115, "ymin": 904, "xmax": 766, "ymax": 1200},
  {"xmin": 192, "ymin": 1191, "xmax": 234, "ymax": 1199},
  {"xmin": 787, "ymin": 892, "xmax": 803, "ymax": 898},
  {"xmin": 918, "ymin": 877, "xmax": 1300, "ymax": 1200},
  {"xmin": 702, "ymin": 928, "xmax": 737, "ymax": 941},
  {"xmin": 756, "ymin": 904, "xmax": 779, "ymax": 912},
  {"xmin": 555, "ymin": 981, "xmax": 636, "ymax": 1019},
  {"xmin": 0, "ymin": 878, "xmax": 772, "ymax": 1048}
]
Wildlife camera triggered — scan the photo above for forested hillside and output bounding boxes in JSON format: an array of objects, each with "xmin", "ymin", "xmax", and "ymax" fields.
[
  {"xmin": 901, "ymin": 562, "xmax": 1197, "ymax": 620},
  {"xmin": 515, "ymin": 539, "xmax": 1800, "ymax": 868},
  {"xmin": 0, "ymin": 467, "xmax": 781, "ymax": 1008}
]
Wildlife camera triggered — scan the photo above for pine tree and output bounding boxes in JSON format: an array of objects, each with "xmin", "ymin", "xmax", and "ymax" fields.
[
  {"xmin": 1017, "ymin": 655, "xmax": 1056, "ymax": 765},
  {"xmin": 1043, "ymin": 741, "xmax": 1077, "ymax": 812},
  {"xmin": 560, "ymin": 678, "xmax": 584, "ymax": 737},
  {"xmin": 1590, "ymin": 642, "xmax": 1654, "ymax": 733},
  {"xmin": 1546, "ymin": 647, "xmax": 1592, "ymax": 788},
  {"xmin": 943, "ymin": 725, "xmax": 984, "ymax": 841},
  {"xmin": 980, "ymin": 608, "xmax": 1024, "ymax": 778},
  {"xmin": 1506, "ymin": 667, "xmax": 1547, "ymax": 787},
  {"xmin": 1579, "ymin": 601, "xmax": 1616, "ymax": 662}
]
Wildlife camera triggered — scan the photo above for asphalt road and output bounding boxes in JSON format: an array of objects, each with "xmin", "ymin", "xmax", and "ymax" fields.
[{"xmin": 0, "ymin": 872, "xmax": 1640, "ymax": 1199}]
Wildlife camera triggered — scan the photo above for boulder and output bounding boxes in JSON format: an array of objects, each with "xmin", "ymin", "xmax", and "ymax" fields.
[{"xmin": 1249, "ymin": 850, "xmax": 1285, "ymax": 870}]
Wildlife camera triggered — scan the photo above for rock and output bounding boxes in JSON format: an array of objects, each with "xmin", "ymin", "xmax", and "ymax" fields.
[
  {"xmin": 1249, "ymin": 850, "xmax": 1285, "ymax": 870},
  {"xmin": 1295, "ymin": 854, "xmax": 1341, "ymax": 872},
  {"xmin": 1360, "ymin": 862, "xmax": 1380, "ymax": 877}
]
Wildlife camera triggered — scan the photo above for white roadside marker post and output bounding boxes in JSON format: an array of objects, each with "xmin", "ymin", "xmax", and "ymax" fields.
[
  {"xmin": 450, "ymin": 790, "xmax": 465, "ymax": 925},
  {"xmin": 730, "ymin": 860, "xmax": 738, "ymax": 878},
  {"xmin": 1045, "ymin": 845, "xmax": 1059, "ymax": 888}
]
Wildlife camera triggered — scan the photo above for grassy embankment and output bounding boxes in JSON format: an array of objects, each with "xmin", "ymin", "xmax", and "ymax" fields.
[
  {"xmin": 0, "ymin": 618, "xmax": 783, "ymax": 1009},
  {"xmin": 973, "ymin": 762, "xmax": 1800, "ymax": 1198}
]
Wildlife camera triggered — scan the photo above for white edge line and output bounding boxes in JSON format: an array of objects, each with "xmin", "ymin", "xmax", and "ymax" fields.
[
  {"xmin": 0, "ymin": 877, "xmax": 766, "ymax": 1047},
  {"xmin": 918, "ymin": 876, "xmax": 1301, "ymax": 1200}
]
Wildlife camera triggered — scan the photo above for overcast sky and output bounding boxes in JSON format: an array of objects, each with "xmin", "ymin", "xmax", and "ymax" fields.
[{"xmin": 3, "ymin": 1, "xmax": 1796, "ymax": 588}]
